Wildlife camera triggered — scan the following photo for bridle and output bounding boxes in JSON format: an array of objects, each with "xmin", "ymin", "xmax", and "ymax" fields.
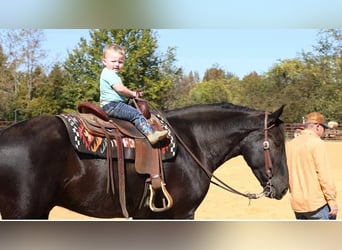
[
  {"xmin": 262, "ymin": 112, "xmax": 275, "ymax": 198},
  {"xmin": 157, "ymin": 109, "xmax": 276, "ymax": 201}
]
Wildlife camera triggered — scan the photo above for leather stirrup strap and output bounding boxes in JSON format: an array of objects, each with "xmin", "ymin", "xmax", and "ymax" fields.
[
  {"xmin": 97, "ymin": 118, "xmax": 128, "ymax": 218},
  {"xmin": 148, "ymin": 149, "xmax": 173, "ymax": 212},
  {"xmin": 97, "ymin": 118, "xmax": 114, "ymax": 194},
  {"xmin": 113, "ymin": 128, "xmax": 129, "ymax": 218}
]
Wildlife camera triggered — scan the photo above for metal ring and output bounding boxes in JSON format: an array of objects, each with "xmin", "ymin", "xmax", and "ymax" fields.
[{"xmin": 263, "ymin": 141, "xmax": 270, "ymax": 150}]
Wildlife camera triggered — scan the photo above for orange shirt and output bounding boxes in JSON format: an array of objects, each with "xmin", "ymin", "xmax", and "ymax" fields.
[{"xmin": 286, "ymin": 130, "xmax": 337, "ymax": 212}]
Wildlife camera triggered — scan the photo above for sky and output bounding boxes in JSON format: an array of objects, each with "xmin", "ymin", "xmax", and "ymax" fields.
[
  {"xmin": 41, "ymin": 29, "xmax": 320, "ymax": 79},
  {"xmin": 1, "ymin": 0, "xmax": 341, "ymax": 79}
]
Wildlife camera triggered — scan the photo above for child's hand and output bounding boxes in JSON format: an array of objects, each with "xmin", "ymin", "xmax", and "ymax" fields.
[{"xmin": 136, "ymin": 89, "xmax": 144, "ymax": 98}]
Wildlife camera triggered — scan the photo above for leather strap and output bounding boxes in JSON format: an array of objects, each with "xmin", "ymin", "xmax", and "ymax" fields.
[
  {"xmin": 96, "ymin": 118, "xmax": 114, "ymax": 195},
  {"xmin": 113, "ymin": 128, "xmax": 129, "ymax": 218},
  {"xmin": 96, "ymin": 117, "xmax": 129, "ymax": 218}
]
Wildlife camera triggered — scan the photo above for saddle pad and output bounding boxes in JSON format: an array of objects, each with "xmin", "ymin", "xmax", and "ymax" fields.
[
  {"xmin": 57, "ymin": 113, "xmax": 177, "ymax": 160},
  {"xmin": 155, "ymin": 113, "xmax": 177, "ymax": 159}
]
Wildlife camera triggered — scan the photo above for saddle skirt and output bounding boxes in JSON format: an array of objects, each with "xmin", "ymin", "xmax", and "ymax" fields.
[{"xmin": 57, "ymin": 112, "xmax": 177, "ymax": 161}]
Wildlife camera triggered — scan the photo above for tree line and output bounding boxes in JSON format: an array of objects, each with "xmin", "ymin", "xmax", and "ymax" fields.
[{"xmin": 0, "ymin": 29, "xmax": 341, "ymax": 123}]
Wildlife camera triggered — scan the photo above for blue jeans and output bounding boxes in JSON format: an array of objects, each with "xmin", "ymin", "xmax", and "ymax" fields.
[
  {"xmin": 294, "ymin": 204, "xmax": 336, "ymax": 220},
  {"xmin": 102, "ymin": 101, "xmax": 154, "ymax": 135}
]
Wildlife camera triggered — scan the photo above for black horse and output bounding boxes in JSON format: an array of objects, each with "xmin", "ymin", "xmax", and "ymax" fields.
[{"xmin": 0, "ymin": 102, "xmax": 288, "ymax": 219}]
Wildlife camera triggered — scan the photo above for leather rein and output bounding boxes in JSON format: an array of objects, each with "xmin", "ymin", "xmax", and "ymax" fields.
[{"xmin": 156, "ymin": 109, "xmax": 275, "ymax": 201}]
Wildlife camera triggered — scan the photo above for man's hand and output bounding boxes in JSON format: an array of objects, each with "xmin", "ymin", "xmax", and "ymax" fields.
[{"xmin": 329, "ymin": 204, "xmax": 338, "ymax": 219}]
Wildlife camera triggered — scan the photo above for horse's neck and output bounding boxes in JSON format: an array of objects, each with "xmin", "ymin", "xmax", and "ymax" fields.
[{"xmin": 169, "ymin": 113, "xmax": 250, "ymax": 172}]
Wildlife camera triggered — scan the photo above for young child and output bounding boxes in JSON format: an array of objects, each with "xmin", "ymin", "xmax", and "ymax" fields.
[{"xmin": 99, "ymin": 44, "xmax": 168, "ymax": 145}]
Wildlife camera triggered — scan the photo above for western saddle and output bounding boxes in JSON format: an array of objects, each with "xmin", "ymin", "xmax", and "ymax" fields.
[{"xmin": 76, "ymin": 102, "xmax": 173, "ymax": 218}]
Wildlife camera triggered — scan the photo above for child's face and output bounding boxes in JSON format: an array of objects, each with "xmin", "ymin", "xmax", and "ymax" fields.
[{"xmin": 102, "ymin": 49, "xmax": 125, "ymax": 72}]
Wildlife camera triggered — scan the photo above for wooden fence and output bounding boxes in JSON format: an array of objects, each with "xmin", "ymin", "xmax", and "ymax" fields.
[{"xmin": 284, "ymin": 123, "xmax": 342, "ymax": 140}]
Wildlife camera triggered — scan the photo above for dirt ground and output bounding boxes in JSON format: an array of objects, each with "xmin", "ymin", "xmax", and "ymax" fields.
[{"xmin": 4, "ymin": 141, "xmax": 341, "ymax": 220}]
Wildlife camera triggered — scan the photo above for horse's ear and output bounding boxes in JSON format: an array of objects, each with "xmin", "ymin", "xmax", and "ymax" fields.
[{"xmin": 269, "ymin": 104, "xmax": 286, "ymax": 123}]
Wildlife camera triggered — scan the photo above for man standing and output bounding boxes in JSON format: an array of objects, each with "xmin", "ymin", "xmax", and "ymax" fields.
[{"xmin": 287, "ymin": 112, "xmax": 338, "ymax": 220}]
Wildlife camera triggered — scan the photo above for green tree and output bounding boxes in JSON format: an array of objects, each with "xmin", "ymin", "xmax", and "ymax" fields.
[
  {"xmin": 301, "ymin": 29, "xmax": 342, "ymax": 121},
  {"xmin": 202, "ymin": 65, "xmax": 226, "ymax": 81},
  {"xmin": 0, "ymin": 45, "xmax": 13, "ymax": 119},
  {"xmin": 264, "ymin": 29, "xmax": 342, "ymax": 122},
  {"xmin": 202, "ymin": 64, "xmax": 236, "ymax": 82},
  {"xmin": 189, "ymin": 79, "xmax": 231, "ymax": 104},
  {"xmin": 0, "ymin": 29, "xmax": 47, "ymax": 120},
  {"xmin": 264, "ymin": 59, "xmax": 307, "ymax": 121},
  {"xmin": 29, "ymin": 64, "xmax": 69, "ymax": 115},
  {"xmin": 166, "ymin": 69, "xmax": 199, "ymax": 109},
  {"xmin": 238, "ymin": 72, "xmax": 269, "ymax": 110},
  {"xmin": 0, "ymin": 29, "xmax": 46, "ymax": 101}
]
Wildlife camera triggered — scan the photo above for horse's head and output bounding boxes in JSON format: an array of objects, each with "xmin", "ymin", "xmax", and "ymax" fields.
[{"xmin": 240, "ymin": 105, "xmax": 288, "ymax": 200}]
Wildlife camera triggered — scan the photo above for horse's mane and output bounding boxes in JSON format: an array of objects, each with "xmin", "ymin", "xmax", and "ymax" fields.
[
  {"xmin": 165, "ymin": 102, "xmax": 265, "ymax": 131},
  {"xmin": 166, "ymin": 102, "xmax": 261, "ymax": 118}
]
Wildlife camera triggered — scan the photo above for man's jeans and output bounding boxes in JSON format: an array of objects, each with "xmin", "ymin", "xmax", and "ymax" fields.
[
  {"xmin": 294, "ymin": 204, "xmax": 336, "ymax": 220},
  {"xmin": 102, "ymin": 101, "xmax": 153, "ymax": 135}
]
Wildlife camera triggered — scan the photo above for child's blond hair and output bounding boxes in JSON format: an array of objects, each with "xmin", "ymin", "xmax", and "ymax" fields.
[{"xmin": 102, "ymin": 44, "xmax": 125, "ymax": 59}]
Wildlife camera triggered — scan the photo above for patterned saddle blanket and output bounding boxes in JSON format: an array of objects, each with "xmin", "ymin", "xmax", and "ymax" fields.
[{"xmin": 57, "ymin": 113, "xmax": 177, "ymax": 161}]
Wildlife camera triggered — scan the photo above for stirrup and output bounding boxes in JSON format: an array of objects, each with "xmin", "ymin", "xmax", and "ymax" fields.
[{"xmin": 148, "ymin": 181, "xmax": 173, "ymax": 212}]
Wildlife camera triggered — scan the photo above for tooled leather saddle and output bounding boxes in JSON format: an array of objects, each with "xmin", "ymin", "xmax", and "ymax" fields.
[{"xmin": 57, "ymin": 102, "xmax": 176, "ymax": 218}]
